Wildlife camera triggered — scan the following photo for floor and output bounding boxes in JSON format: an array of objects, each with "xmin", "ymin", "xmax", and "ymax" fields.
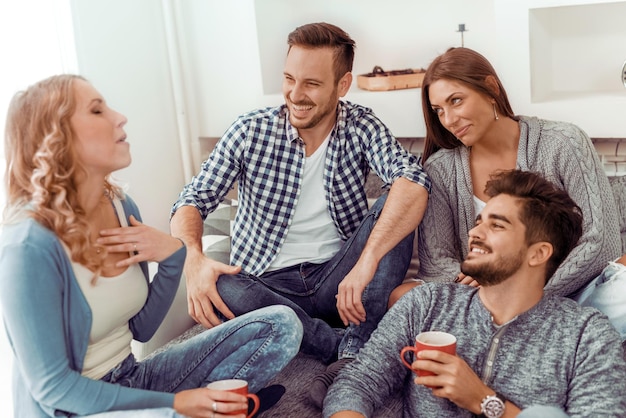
[{"xmin": 258, "ymin": 352, "xmax": 403, "ymax": 418}]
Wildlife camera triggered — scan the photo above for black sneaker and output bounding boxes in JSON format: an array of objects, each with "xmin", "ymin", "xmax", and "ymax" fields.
[
  {"xmin": 309, "ymin": 358, "xmax": 353, "ymax": 409},
  {"xmin": 251, "ymin": 384, "xmax": 286, "ymax": 415}
]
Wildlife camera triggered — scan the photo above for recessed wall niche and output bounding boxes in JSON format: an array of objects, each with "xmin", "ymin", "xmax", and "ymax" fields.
[{"xmin": 529, "ymin": 1, "xmax": 626, "ymax": 102}]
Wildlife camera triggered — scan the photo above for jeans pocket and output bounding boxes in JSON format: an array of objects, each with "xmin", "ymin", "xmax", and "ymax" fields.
[{"xmin": 100, "ymin": 354, "xmax": 137, "ymax": 386}]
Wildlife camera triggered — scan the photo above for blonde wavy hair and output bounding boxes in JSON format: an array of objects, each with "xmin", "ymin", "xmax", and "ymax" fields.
[{"xmin": 4, "ymin": 74, "xmax": 122, "ymax": 275}]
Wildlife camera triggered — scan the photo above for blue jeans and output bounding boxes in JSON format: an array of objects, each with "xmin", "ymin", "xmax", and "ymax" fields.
[
  {"xmin": 217, "ymin": 194, "xmax": 414, "ymax": 363},
  {"xmin": 518, "ymin": 405, "xmax": 570, "ymax": 418},
  {"xmin": 82, "ymin": 408, "xmax": 182, "ymax": 418},
  {"xmin": 79, "ymin": 305, "xmax": 302, "ymax": 417},
  {"xmin": 571, "ymin": 260, "xmax": 626, "ymax": 341}
]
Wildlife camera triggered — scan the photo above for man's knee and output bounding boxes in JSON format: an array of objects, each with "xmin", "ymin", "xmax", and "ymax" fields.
[{"xmin": 215, "ymin": 274, "xmax": 256, "ymax": 312}]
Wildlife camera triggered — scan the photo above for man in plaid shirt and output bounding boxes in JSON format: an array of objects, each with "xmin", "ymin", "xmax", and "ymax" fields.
[{"xmin": 170, "ymin": 22, "xmax": 430, "ymax": 408}]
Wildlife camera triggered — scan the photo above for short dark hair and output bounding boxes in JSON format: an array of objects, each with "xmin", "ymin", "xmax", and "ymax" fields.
[
  {"xmin": 287, "ymin": 22, "xmax": 355, "ymax": 83},
  {"xmin": 421, "ymin": 47, "xmax": 516, "ymax": 162},
  {"xmin": 484, "ymin": 170, "xmax": 583, "ymax": 283}
]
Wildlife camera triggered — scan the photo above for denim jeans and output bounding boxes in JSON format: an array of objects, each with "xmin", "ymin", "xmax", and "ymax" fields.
[
  {"xmin": 217, "ymin": 194, "xmax": 414, "ymax": 363},
  {"xmin": 571, "ymin": 260, "xmax": 626, "ymax": 341},
  {"xmin": 81, "ymin": 408, "xmax": 183, "ymax": 418},
  {"xmin": 517, "ymin": 405, "xmax": 570, "ymax": 418},
  {"xmin": 79, "ymin": 305, "xmax": 302, "ymax": 417}
]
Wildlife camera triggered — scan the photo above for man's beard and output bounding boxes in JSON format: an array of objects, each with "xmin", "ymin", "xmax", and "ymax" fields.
[
  {"xmin": 461, "ymin": 249, "xmax": 525, "ymax": 287},
  {"xmin": 289, "ymin": 104, "xmax": 330, "ymax": 130},
  {"xmin": 287, "ymin": 88, "xmax": 339, "ymax": 130}
]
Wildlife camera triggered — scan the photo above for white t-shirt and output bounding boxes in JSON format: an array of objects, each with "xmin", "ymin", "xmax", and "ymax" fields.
[
  {"xmin": 72, "ymin": 262, "xmax": 146, "ymax": 379},
  {"xmin": 268, "ymin": 135, "xmax": 342, "ymax": 271},
  {"xmin": 473, "ymin": 195, "xmax": 487, "ymax": 217},
  {"xmin": 66, "ymin": 197, "xmax": 148, "ymax": 379}
]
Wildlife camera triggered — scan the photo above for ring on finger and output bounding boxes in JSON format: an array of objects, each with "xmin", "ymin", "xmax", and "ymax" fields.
[
  {"xmin": 212, "ymin": 401, "xmax": 218, "ymax": 412},
  {"xmin": 133, "ymin": 243, "xmax": 137, "ymax": 252}
]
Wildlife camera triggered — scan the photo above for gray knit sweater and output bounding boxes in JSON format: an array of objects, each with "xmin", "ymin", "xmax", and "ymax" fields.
[
  {"xmin": 323, "ymin": 283, "xmax": 626, "ymax": 418},
  {"xmin": 416, "ymin": 116, "xmax": 621, "ymax": 296}
]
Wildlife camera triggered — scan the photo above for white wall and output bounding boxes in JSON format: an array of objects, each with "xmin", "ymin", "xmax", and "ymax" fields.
[
  {"xmin": 70, "ymin": 0, "xmax": 187, "ymax": 233},
  {"xmin": 175, "ymin": 0, "xmax": 625, "ymax": 142},
  {"xmin": 67, "ymin": 0, "xmax": 626, "ymax": 199},
  {"xmin": 0, "ymin": 1, "xmax": 78, "ymax": 415},
  {"xmin": 177, "ymin": 0, "xmax": 497, "ymax": 140}
]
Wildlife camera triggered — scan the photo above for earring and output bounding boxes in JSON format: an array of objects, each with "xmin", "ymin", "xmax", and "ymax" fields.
[{"xmin": 493, "ymin": 102, "xmax": 499, "ymax": 121}]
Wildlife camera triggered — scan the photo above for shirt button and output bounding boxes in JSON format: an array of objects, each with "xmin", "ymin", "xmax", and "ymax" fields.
[
  {"xmin": 494, "ymin": 338, "xmax": 499, "ymax": 344},
  {"xmin": 487, "ymin": 360, "xmax": 493, "ymax": 367}
]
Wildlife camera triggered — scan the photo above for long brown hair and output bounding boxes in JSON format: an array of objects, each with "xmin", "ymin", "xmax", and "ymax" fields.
[
  {"xmin": 4, "ymin": 74, "xmax": 121, "ymax": 275},
  {"xmin": 421, "ymin": 47, "xmax": 516, "ymax": 162}
]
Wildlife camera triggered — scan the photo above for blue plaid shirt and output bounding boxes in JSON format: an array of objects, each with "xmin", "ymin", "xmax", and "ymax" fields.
[{"xmin": 172, "ymin": 101, "xmax": 431, "ymax": 275}]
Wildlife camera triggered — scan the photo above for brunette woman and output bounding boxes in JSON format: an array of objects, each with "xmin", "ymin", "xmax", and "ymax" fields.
[{"xmin": 390, "ymin": 47, "xmax": 621, "ymax": 309}]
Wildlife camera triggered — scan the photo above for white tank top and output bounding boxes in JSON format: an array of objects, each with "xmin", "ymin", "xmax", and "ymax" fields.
[
  {"xmin": 268, "ymin": 135, "xmax": 342, "ymax": 271},
  {"xmin": 66, "ymin": 197, "xmax": 148, "ymax": 379},
  {"xmin": 473, "ymin": 195, "xmax": 487, "ymax": 217}
]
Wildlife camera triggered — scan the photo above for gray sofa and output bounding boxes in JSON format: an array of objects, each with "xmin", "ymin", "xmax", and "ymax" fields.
[{"xmin": 141, "ymin": 137, "xmax": 626, "ymax": 418}]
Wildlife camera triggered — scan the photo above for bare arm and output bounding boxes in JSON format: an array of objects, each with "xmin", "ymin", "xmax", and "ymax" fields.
[
  {"xmin": 170, "ymin": 206, "xmax": 241, "ymax": 328},
  {"xmin": 336, "ymin": 177, "xmax": 428, "ymax": 325},
  {"xmin": 170, "ymin": 206, "xmax": 205, "ymax": 255},
  {"xmin": 361, "ymin": 177, "xmax": 428, "ymax": 266}
]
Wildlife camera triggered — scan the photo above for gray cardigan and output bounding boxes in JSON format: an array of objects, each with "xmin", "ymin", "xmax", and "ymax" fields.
[
  {"xmin": 323, "ymin": 283, "xmax": 626, "ymax": 418},
  {"xmin": 416, "ymin": 116, "xmax": 621, "ymax": 296}
]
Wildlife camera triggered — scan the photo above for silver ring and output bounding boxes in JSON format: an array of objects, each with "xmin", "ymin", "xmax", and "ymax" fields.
[
  {"xmin": 133, "ymin": 243, "xmax": 137, "ymax": 252},
  {"xmin": 212, "ymin": 401, "xmax": 218, "ymax": 412},
  {"xmin": 211, "ymin": 412, "xmax": 215, "ymax": 418}
]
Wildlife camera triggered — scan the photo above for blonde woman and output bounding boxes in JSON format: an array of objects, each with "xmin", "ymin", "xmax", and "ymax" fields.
[{"xmin": 0, "ymin": 75, "xmax": 302, "ymax": 418}]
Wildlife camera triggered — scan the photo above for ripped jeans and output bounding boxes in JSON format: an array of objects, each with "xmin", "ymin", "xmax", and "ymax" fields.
[
  {"xmin": 573, "ymin": 260, "xmax": 626, "ymax": 341},
  {"xmin": 79, "ymin": 305, "xmax": 302, "ymax": 417}
]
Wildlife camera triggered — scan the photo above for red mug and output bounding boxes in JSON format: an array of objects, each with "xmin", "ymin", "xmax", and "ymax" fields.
[
  {"xmin": 206, "ymin": 379, "xmax": 260, "ymax": 417},
  {"xmin": 400, "ymin": 331, "xmax": 456, "ymax": 378}
]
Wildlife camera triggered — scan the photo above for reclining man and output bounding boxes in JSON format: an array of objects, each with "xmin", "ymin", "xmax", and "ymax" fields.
[
  {"xmin": 169, "ymin": 22, "xmax": 430, "ymax": 408},
  {"xmin": 325, "ymin": 169, "xmax": 626, "ymax": 418}
]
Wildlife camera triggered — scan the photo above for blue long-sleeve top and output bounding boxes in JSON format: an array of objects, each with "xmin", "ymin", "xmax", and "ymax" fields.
[{"xmin": 0, "ymin": 195, "xmax": 186, "ymax": 417}]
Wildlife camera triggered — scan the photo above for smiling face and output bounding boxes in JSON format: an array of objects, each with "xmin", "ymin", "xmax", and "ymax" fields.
[
  {"xmin": 428, "ymin": 78, "xmax": 496, "ymax": 147},
  {"xmin": 461, "ymin": 194, "xmax": 529, "ymax": 286},
  {"xmin": 70, "ymin": 79, "xmax": 130, "ymax": 179},
  {"xmin": 282, "ymin": 45, "xmax": 351, "ymax": 135}
]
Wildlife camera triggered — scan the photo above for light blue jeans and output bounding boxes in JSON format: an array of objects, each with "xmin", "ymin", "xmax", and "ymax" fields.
[
  {"xmin": 80, "ymin": 305, "xmax": 302, "ymax": 417},
  {"xmin": 518, "ymin": 405, "xmax": 569, "ymax": 418},
  {"xmin": 572, "ymin": 260, "xmax": 626, "ymax": 341},
  {"xmin": 83, "ymin": 408, "xmax": 181, "ymax": 418},
  {"xmin": 217, "ymin": 194, "xmax": 414, "ymax": 364}
]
